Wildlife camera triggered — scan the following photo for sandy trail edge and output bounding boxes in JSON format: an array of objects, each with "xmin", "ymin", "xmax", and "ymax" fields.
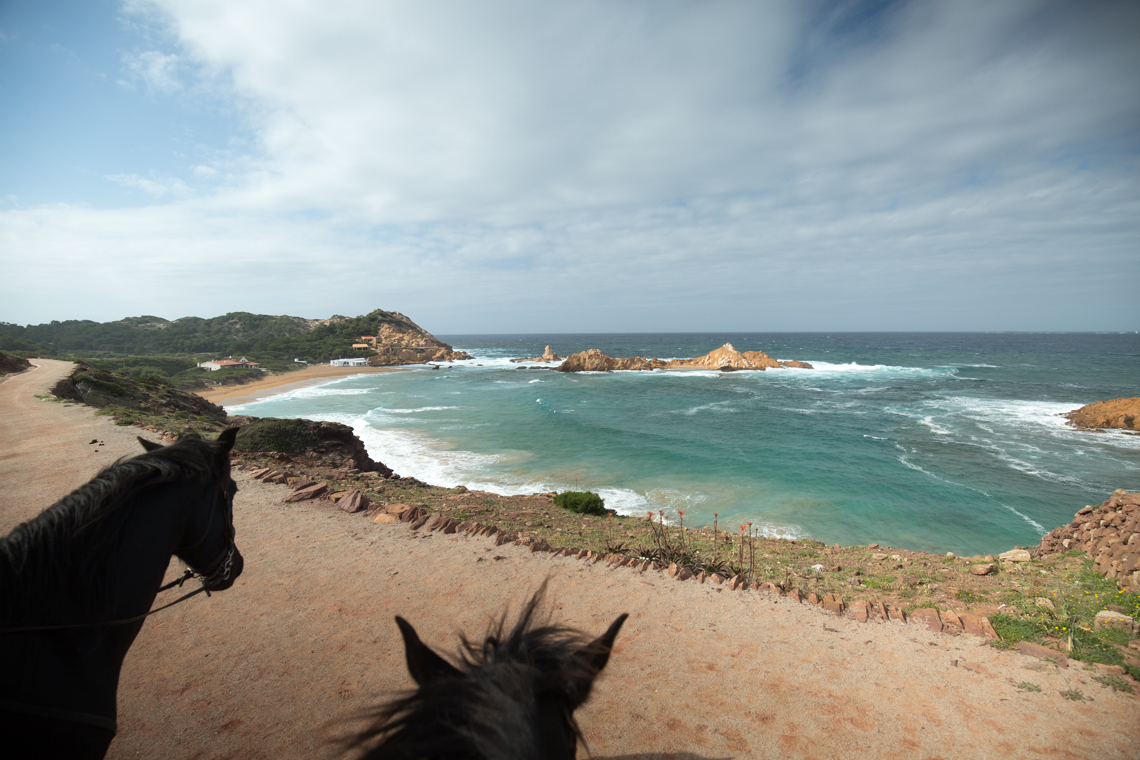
[{"xmin": 1, "ymin": 360, "xmax": 1136, "ymax": 759}]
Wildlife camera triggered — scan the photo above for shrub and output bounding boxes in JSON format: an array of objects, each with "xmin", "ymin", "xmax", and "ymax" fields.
[
  {"xmin": 233, "ymin": 418, "xmax": 320, "ymax": 454},
  {"xmin": 989, "ymin": 613, "xmax": 1046, "ymax": 643},
  {"xmin": 553, "ymin": 491, "xmax": 607, "ymax": 517}
]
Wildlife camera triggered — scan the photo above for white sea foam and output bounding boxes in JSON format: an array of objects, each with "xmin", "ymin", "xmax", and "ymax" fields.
[
  {"xmin": 797, "ymin": 361, "xmax": 951, "ymax": 379},
  {"xmin": 675, "ymin": 401, "xmax": 738, "ymax": 416},
  {"xmin": 918, "ymin": 416, "xmax": 953, "ymax": 436},
  {"xmin": 1001, "ymin": 504, "xmax": 1047, "ymax": 534},
  {"xmin": 383, "ymin": 406, "xmax": 459, "ymax": 414}
]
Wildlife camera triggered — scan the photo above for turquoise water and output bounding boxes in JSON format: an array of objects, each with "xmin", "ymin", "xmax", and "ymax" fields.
[{"xmin": 229, "ymin": 333, "xmax": 1140, "ymax": 555}]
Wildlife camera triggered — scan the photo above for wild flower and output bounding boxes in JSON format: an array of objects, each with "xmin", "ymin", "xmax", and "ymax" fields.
[{"xmin": 713, "ymin": 513, "xmax": 719, "ymax": 565}]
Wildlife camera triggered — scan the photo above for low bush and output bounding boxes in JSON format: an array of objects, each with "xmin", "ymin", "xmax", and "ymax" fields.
[
  {"xmin": 233, "ymin": 418, "xmax": 320, "ymax": 454},
  {"xmin": 989, "ymin": 613, "xmax": 1046, "ymax": 643},
  {"xmin": 553, "ymin": 491, "xmax": 607, "ymax": 517}
]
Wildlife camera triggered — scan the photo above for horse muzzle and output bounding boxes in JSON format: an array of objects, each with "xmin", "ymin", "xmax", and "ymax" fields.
[{"xmin": 197, "ymin": 545, "xmax": 244, "ymax": 592}]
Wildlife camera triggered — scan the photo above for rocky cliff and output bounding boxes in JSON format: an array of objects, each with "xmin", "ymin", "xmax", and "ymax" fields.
[
  {"xmin": 1063, "ymin": 397, "xmax": 1140, "ymax": 432},
  {"xmin": 556, "ymin": 343, "xmax": 812, "ymax": 373},
  {"xmin": 363, "ymin": 312, "xmax": 473, "ymax": 366},
  {"xmin": 1034, "ymin": 489, "xmax": 1140, "ymax": 591},
  {"xmin": 231, "ymin": 416, "xmax": 394, "ymax": 476}
]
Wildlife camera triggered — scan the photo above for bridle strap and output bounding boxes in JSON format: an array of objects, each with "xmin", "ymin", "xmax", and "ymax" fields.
[{"xmin": 0, "ymin": 583, "xmax": 209, "ymax": 634}]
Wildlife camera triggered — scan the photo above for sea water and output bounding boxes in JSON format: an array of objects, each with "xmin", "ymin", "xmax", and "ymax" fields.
[{"xmin": 228, "ymin": 333, "xmax": 1140, "ymax": 556}]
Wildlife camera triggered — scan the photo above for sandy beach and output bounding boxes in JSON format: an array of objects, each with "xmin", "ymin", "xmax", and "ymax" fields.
[
  {"xmin": 1, "ymin": 360, "xmax": 1136, "ymax": 759},
  {"xmin": 195, "ymin": 365, "xmax": 407, "ymax": 407}
]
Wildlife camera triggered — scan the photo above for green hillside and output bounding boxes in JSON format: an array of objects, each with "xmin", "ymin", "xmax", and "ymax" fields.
[
  {"xmin": 0, "ymin": 309, "xmax": 405, "ymax": 363},
  {"xmin": 0, "ymin": 308, "xmax": 441, "ymax": 389}
]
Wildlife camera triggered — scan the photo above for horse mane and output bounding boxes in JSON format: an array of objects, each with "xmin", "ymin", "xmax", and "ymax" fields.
[
  {"xmin": 353, "ymin": 587, "xmax": 601, "ymax": 760},
  {"xmin": 0, "ymin": 434, "xmax": 230, "ymax": 624}
]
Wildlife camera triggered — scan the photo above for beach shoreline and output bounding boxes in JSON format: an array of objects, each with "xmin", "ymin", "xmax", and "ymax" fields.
[{"xmin": 195, "ymin": 365, "xmax": 408, "ymax": 407}]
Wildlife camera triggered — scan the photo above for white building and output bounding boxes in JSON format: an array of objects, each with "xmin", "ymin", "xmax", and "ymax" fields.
[
  {"xmin": 330, "ymin": 358, "xmax": 368, "ymax": 367},
  {"xmin": 197, "ymin": 357, "xmax": 261, "ymax": 371}
]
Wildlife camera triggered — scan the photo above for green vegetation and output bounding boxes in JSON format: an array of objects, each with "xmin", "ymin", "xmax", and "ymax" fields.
[
  {"xmin": 984, "ymin": 561, "xmax": 1140, "ymax": 671},
  {"xmin": 233, "ymin": 418, "xmax": 320, "ymax": 454},
  {"xmin": 1093, "ymin": 674, "xmax": 1134, "ymax": 693},
  {"xmin": 988, "ymin": 614, "xmax": 1047, "ymax": 649},
  {"xmin": 0, "ymin": 350, "xmax": 31, "ymax": 376},
  {"xmin": 0, "ymin": 308, "xmax": 410, "ymax": 365},
  {"xmin": 1059, "ymin": 689, "xmax": 1086, "ymax": 701},
  {"xmin": 1016, "ymin": 682, "xmax": 1042, "ymax": 692},
  {"xmin": 53, "ymin": 363, "xmax": 228, "ymax": 437},
  {"xmin": 553, "ymin": 491, "xmax": 608, "ymax": 517}
]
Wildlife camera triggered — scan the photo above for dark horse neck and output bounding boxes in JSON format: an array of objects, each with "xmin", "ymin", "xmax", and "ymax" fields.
[{"xmin": 0, "ymin": 479, "xmax": 206, "ymax": 730}]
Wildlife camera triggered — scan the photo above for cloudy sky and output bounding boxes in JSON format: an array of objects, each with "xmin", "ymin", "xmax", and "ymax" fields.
[{"xmin": 1, "ymin": 0, "xmax": 1137, "ymax": 333}]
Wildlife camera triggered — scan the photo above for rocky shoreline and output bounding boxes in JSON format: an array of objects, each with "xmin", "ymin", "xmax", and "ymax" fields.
[{"xmin": 1063, "ymin": 397, "xmax": 1140, "ymax": 432}]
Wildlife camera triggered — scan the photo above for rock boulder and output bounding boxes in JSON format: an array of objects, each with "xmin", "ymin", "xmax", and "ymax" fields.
[{"xmin": 1063, "ymin": 397, "xmax": 1140, "ymax": 431}]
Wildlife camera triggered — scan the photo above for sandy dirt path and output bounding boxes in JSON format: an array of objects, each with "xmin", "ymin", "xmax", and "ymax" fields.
[{"xmin": 2, "ymin": 361, "xmax": 1136, "ymax": 759}]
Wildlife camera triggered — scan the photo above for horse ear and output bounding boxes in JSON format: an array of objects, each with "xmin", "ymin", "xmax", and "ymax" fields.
[
  {"xmin": 567, "ymin": 612, "xmax": 628, "ymax": 708},
  {"xmin": 137, "ymin": 437, "xmax": 164, "ymax": 452},
  {"xmin": 396, "ymin": 616, "xmax": 462, "ymax": 685},
  {"xmin": 215, "ymin": 427, "xmax": 240, "ymax": 454}
]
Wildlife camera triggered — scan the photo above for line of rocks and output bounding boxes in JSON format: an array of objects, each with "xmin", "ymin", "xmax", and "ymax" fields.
[
  {"xmin": 386, "ymin": 502, "xmax": 1006, "ymax": 642},
  {"xmin": 1034, "ymin": 489, "xmax": 1140, "ymax": 592},
  {"xmin": 248, "ymin": 467, "xmax": 373, "ymax": 513}
]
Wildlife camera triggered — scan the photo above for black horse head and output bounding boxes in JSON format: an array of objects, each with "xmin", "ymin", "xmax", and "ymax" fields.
[
  {"xmin": 352, "ymin": 584, "xmax": 627, "ymax": 760},
  {"xmin": 136, "ymin": 428, "xmax": 243, "ymax": 591}
]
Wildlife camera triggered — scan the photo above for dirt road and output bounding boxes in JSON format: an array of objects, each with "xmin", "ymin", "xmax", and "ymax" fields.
[{"xmin": 1, "ymin": 360, "xmax": 1135, "ymax": 759}]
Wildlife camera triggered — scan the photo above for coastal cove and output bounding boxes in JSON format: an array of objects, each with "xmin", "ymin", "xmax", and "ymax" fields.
[{"xmin": 223, "ymin": 333, "xmax": 1140, "ymax": 557}]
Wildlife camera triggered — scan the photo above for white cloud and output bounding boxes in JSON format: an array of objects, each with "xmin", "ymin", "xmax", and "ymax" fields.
[
  {"xmin": 120, "ymin": 49, "xmax": 183, "ymax": 93},
  {"xmin": 105, "ymin": 173, "xmax": 189, "ymax": 196},
  {"xmin": 1, "ymin": 0, "xmax": 1138, "ymax": 330}
]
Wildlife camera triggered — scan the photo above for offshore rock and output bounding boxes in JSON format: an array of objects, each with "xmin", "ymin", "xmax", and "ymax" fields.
[
  {"xmin": 556, "ymin": 349, "xmax": 666, "ymax": 372},
  {"xmin": 666, "ymin": 343, "xmax": 775, "ymax": 370},
  {"xmin": 1063, "ymin": 397, "xmax": 1140, "ymax": 431},
  {"xmin": 557, "ymin": 343, "xmax": 811, "ymax": 373},
  {"xmin": 510, "ymin": 345, "xmax": 563, "ymax": 363}
]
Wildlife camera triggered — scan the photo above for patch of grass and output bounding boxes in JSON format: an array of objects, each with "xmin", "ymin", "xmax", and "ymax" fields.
[
  {"xmin": 453, "ymin": 511, "xmax": 471, "ymax": 521},
  {"xmin": 1059, "ymin": 689, "xmax": 1087, "ymax": 701},
  {"xmin": 553, "ymin": 491, "xmax": 607, "ymax": 517},
  {"xmin": 1061, "ymin": 549, "xmax": 1086, "ymax": 558},
  {"xmin": 955, "ymin": 589, "xmax": 989, "ymax": 604},
  {"xmin": 989, "ymin": 613, "xmax": 1046, "ymax": 643},
  {"xmin": 233, "ymin": 418, "xmax": 320, "ymax": 454},
  {"xmin": 1092, "ymin": 674, "xmax": 1134, "ymax": 693},
  {"xmin": 1098, "ymin": 627, "xmax": 1132, "ymax": 646},
  {"xmin": 1016, "ymin": 682, "xmax": 1042, "ymax": 692}
]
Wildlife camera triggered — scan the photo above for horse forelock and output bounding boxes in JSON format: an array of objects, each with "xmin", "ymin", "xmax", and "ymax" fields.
[
  {"xmin": 355, "ymin": 587, "xmax": 597, "ymax": 760},
  {"xmin": 0, "ymin": 434, "xmax": 231, "ymax": 624}
]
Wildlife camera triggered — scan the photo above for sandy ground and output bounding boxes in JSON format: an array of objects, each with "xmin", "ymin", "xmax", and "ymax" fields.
[
  {"xmin": 2, "ymin": 360, "xmax": 1137, "ymax": 759},
  {"xmin": 195, "ymin": 365, "xmax": 406, "ymax": 407}
]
